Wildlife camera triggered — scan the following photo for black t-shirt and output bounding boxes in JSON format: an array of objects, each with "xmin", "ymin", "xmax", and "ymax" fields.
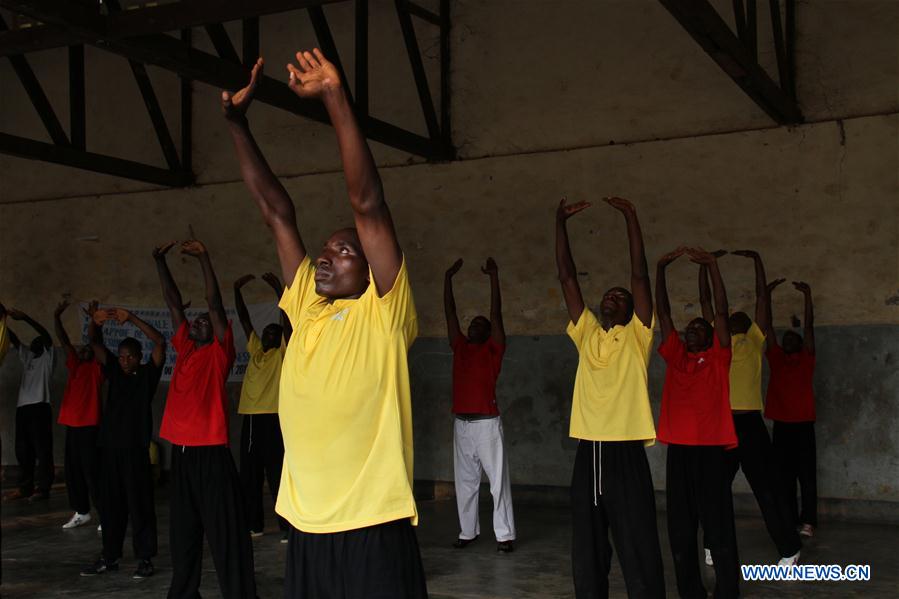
[{"xmin": 99, "ymin": 352, "xmax": 163, "ymax": 449}]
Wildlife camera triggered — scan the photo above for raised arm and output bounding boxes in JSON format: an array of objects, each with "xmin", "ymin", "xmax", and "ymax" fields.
[
  {"xmin": 793, "ymin": 281, "xmax": 815, "ymax": 354},
  {"xmin": 0, "ymin": 302, "xmax": 9, "ymax": 357},
  {"xmin": 732, "ymin": 250, "xmax": 770, "ymax": 331},
  {"xmin": 233, "ymin": 274, "xmax": 256, "ymax": 340},
  {"xmin": 482, "ymin": 258, "xmax": 505, "ymax": 344},
  {"xmin": 605, "ymin": 197, "xmax": 652, "ymax": 325},
  {"xmin": 262, "ymin": 271, "xmax": 292, "ymax": 343},
  {"xmin": 111, "ymin": 307, "xmax": 166, "ymax": 367},
  {"xmin": 555, "ymin": 199, "xmax": 591, "ymax": 324},
  {"xmin": 154, "ymin": 241, "xmax": 186, "ymax": 330},
  {"xmin": 223, "ymin": 59, "xmax": 306, "ymax": 285},
  {"xmin": 763, "ymin": 278, "xmax": 786, "ymax": 342},
  {"xmin": 699, "ymin": 250, "xmax": 727, "ymax": 322},
  {"xmin": 86, "ymin": 302, "xmax": 110, "ymax": 366},
  {"xmin": 689, "ymin": 249, "xmax": 730, "ymax": 348},
  {"xmin": 7, "ymin": 308, "xmax": 51, "ymax": 349},
  {"xmin": 444, "ymin": 259, "xmax": 463, "ymax": 344},
  {"xmin": 181, "ymin": 240, "xmax": 228, "ymax": 343},
  {"xmin": 655, "ymin": 248, "xmax": 686, "ymax": 340},
  {"xmin": 287, "ymin": 49, "xmax": 400, "ymax": 295},
  {"xmin": 53, "ymin": 299, "xmax": 75, "ymax": 353}
]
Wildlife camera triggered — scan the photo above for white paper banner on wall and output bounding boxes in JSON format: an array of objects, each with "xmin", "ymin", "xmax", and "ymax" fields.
[{"xmin": 78, "ymin": 303, "xmax": 281, "ymax": 382}]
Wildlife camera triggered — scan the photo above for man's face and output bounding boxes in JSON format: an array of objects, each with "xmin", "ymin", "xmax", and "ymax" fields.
[
  {"xmin": 189, "ymin": 313, "xmax": 213, "ymax": 343},
  {"xmin": 467, "ymin": 316, "xmax": 491, "ymax": 344},
  {"xmin": 685, "ymin": 318, "xmax": 713, "ymax": 353},
  {"xmin": 314, "ymin": 229, "xmax": 370, "ymax": 299},
  {"xmin": 782, "ymin": 331, "xmax": 803, "ymax": 354},
  {"xmin": 261, "ymin": 324, "xmax": 282, "ymax": 351},
  {"xmin": 118, "ymin": 346, "xmax": 141, "ymax": 375},
  {"xmin": 728, "ymin": 312, "xmax": 751, "ymax": 335},
  {"xmin": 599, "ymin": 287, "xmax": 633, "ymax": 326},
  {"xmin": 29, "ymin": 337, "xmax": 44, "ymax": 357},
  {"xmin": 76, "ymin": 344, "xmax": 94, "ymax": 362}
]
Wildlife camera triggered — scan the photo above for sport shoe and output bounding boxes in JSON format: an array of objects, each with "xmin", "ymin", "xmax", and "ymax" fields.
[
  {"xmin": 250, "ymin": 530, "xmax": 264, "ymax": 538},
  {"xmin": 799, "ymin": 523, "xmax": 815, "ymax": 538},
  {"xmin": 132, "ymin": 559, "xmax": 154, "ymax": 579},
  {"xmin": 452, "ymin": 535, "xmax": 478, "ymax": 549},
  {"xmin": 97, "ymin": 524, "xmax": 103, "ymax": 534},
  {"xmin": 63, "ymin": 512, "xmax": 92, "ymax": 529},
  {"xmin": 497, "ymin": 540, "xmax": 515, "ymax": 553},
  {"xmin": 704, "ymin": 548, "xmax": 714, "ymax": 566},
  {"xmin": 280, "ymin": 531, "xmax": 289, "ymax": 544},
  {"xmin": 81, "ymin": 557, "xmax": 118, "ymax": 576},
  {"xmin": 777, "ymin": 550, "xmax": 800, "ymax": 567}
]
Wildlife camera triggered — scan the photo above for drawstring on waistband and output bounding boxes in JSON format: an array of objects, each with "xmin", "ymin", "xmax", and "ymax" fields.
[
  {"xmin": 248, "ymin": 415, "xmax": 254, "ymax": 454},
  {"xmin": 592, "ymin": 441, "xmax": 603, "ymax": 506}
]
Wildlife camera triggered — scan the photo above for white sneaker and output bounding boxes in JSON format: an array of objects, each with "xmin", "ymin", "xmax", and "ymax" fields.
[
  {"xmin": 777, "ymin": 550, "xmax": 800, "ymax": 567},
  {"xmin": 704, "ymin": 548, "xmax": 714, "ymax": 566},
  {"xmin": 62, "ymin": 512, "xmax": 92, "ymax": 529},
  {"xmin": 97, "ymin": 524, "xmax": 102, "ymax": 533}
]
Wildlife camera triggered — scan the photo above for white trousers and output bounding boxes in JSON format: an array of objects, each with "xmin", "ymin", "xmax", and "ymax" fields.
[{"xmin": 453, "ymin": 416, "xmax": 516, "ymax": 542}]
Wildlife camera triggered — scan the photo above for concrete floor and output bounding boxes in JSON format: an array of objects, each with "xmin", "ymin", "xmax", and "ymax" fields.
[{"xmin": 1, "ymin": 486, "xmax": 896, "ymax": 598}]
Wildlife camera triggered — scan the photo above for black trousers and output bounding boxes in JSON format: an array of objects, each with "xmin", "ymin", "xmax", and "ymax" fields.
[
  {"xmin": 285, "ymin": 519, "xmax": 428, "ymax": 599},
  {"xmin": 100, "ymin": 447, "xmax": 157, "ymax": 561},
  {"xmin": 667, "ymin": 445, "xmax": 740, "ymax": 599},
  {"xmin": 571, "ymin": 440, "xmax": 666, "ymax": 599},
  {"xmin": 168, "ymin": 445, "xmax": 256, "ymax": 599},
  {"xmin": 65, "ymin": 425, "xmax": 101, "ymax": 514},
  {"xmin": 240, "ymin": 413, "xmax": 288, "ymax": 533},
  {"xmin": 15, "ymin": 403, "xmax": 54, "ymax": 495},
  {"xmin": 723, "ymin": 412, "xmax": 801, "ymax": 558},
  {"xmin": 772, "ymin": 421, "xmax": 817, "ymax": 527}
]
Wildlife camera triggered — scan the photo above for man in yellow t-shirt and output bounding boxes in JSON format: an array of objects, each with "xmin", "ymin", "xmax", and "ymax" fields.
[
  {"xmin": 700, "ymin": 251, "xmax": 801, "ymax": 566},
  {"xmin": 223, "ymin": 50, "xmax": 427, "ymax": 597},
  {"xmin": 234, "ymin": 272, "xmax": 290, "ymax": 541},
  {"xmin": 555, "ymin": 197, "xmax": 665, "ymax": 598}
]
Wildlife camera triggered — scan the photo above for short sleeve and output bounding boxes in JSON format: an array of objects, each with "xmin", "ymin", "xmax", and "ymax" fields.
[
  {"xmin": 566, "ymin": 309, "xmax": 600, "ymax": 350},
  {"xmin": 65, "ymin": 348, "xmax": 77, "ymax": 371},
  {"xmin": 657, "ymin": 329, "xmax": 683, "ymax": 363},
  {"xmin": 489, "ymin": 336, "xmax": 506, "ymax": 371},
  {"xmin": 748, "ymin": 322, "xmax": 766, "ymax": 347},
  {"xmin": 0, "ymin": 317, "xmax": 8, "ymax": 363},
  {"xmin": 101, "ymin": 349, "xmax": 119, "ymax": 379},
  {"xmin": 628, "ymin": 312, "xmax": 655, "ymax": 357},
  {"xmin": 171, "ymin": 321, "xmax": 191, "ymax": 355},
  {"xmin": 451, "ymin": 332, "xmax": 466, "ymax": 352},
  {"xmin": 279, "ymin": 257, "xmax": 318, "ymax": 328},
  {"xmin": 18, "ymin": 345, "xmax": 30, "ymax": 365},
  {"xmin": 215, "ymin": 323, "xmax": 237, "ymax": 370},
  {"xmin": 765, "ymin": 342, "xmax": 783, "ymax": 363},
  {"xmin": 246, "ymin": 331, "xmax": 263, "ymax": 355},
  {"xmin": 370, "ymin": 257, "xmax": 418, "ymax": 340},
  {"xmin": 146, "ymin": 360, "xmax": 164, "ymax": 395}
]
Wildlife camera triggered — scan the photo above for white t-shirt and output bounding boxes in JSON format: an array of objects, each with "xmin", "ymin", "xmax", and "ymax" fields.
[{"xmin": 17, "ymin": 346, "xmax": 54, "ymax": 407}]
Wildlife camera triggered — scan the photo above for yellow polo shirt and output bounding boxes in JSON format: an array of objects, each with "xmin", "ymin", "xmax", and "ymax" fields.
[
  {"xmin": 567, "ymin": 309, "xmax": 656, "ymax": 444},
  {"xmin": 729, "ymin": 322, "xmax": 766, "ymax": 410},
  {"xmin": 0, "ymin": 316, "xmax": 8, "ymax": 363},
  {"xmin": 276, "ymin": 256, "xmax": 419, "ymax": 533},
  {"xmin": 237, "ymin": 331, "xmax": 284, "ymax": 415}
]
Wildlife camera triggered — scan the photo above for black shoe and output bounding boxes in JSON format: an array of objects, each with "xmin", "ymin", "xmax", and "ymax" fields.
[
  {"xmin": 497, "ymin": 540, "xmax": 515, "ymax": 553},
  {"xmin": 280, "ymin": 530, "xmax": 289, "ymax": 544},
  {"xmin": 132, "ymin": 559, "xmax": 154, "ymax": 579},
  {"xmin": 452, "ymin": 535, "xmax": 478, "ymax": 549},
  {"xmin": 81, "ymin": 557, "xmax": 118, "ymax": 576}
]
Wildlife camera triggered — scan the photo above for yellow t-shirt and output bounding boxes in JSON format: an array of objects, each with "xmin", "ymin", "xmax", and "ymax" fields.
[
  {"xmin": 237, "ymin": 331, "xmax": 284, "ymax": 415},
  {"xmin": 276, "ymin": 256, "xmax": 419, "ymax": 533},
  {"xmin": 0, "ymin": 316, "xmax": 9, "ymax": 363},
  {"xmin": 566, "ymin": 309, "xmax": 657, "ymax": 444},
  {"xmin": 729, "ymin": 322, "xmax": 766, "ymax": 410}
]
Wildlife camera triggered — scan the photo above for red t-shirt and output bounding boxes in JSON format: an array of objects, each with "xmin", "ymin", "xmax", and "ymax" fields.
[
  {"xmin": 657, "ymin": 331, "xmax": 737, "ymax": 449},
  {"xmin": 57, "ymin": 351, "xmax": 103, "ymax": 427},
  {"xmin": 764, "ymin": 345, "xmax": 816, "ymax": 422},
  {"xmin": 160, "ymin": 321, "xmax": 236, "ymax": 446},
  {"xmin": 451, "ymin": 334, "xmax": 504, "ymax": 416}
]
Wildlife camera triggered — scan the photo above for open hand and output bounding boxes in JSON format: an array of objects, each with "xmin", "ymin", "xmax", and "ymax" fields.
[
  {"xmin": 481, "ymin": 257, "xmax": 498, "ymax": 275},
  {"xmin": 792, "ymin": 281, "xmax": 811, "ymax": 294},
  {"xmin": 223, "ymin": 58, "xmax": 263, "ymax": 119},
  {"xmin": 658, "ymin": 247, "xmax": 687, "ymax": 267},
  {"xmin": 686, "ymin": 247, "xmax": 717, "ymax": 266},
  {"xmin": 603, "ymin": 196, "xmax": 636, "ymax": 215},
  {"xmin": 557, "ymin": 198, "xmax": 591, "ymax": 223},
  {"xmin": 108, "ymin": 308, "xmax": 130, "ymax": 324},
  {"xmin": 234, "ymin": 274, "xmax": 256, "ymax": 289},
  {"xmin": 286, "ymin": 48, "xmax": 341, "ymax": 99},
  {"xmin": 180, "ymin": 240, "xmax": 207, "ymax": 257},
  {"xmin": 767, "ymin": 278, "xmax": 786, "ymax": 292},
  {"xmin": 446, "ymin": 259, "xmax": 463, "ymax": 277},
  {"xmin": 153, "ymin": 241, "xmax": 176, "ymax": 260},
  {"xmin": 262, "ymin": 272, "xmax": 282, "ymax": 292}
]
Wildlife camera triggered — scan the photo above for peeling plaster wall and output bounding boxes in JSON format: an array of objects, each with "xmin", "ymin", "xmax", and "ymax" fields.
[{"xmin": 0, "ymin": 1, "xmax": 897, "ymax": 507}]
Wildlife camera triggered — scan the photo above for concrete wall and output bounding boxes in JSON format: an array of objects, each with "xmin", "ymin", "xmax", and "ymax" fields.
[{"xmin": 0, "ymin": 1, "xmax": 897, "ymax": 511}]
